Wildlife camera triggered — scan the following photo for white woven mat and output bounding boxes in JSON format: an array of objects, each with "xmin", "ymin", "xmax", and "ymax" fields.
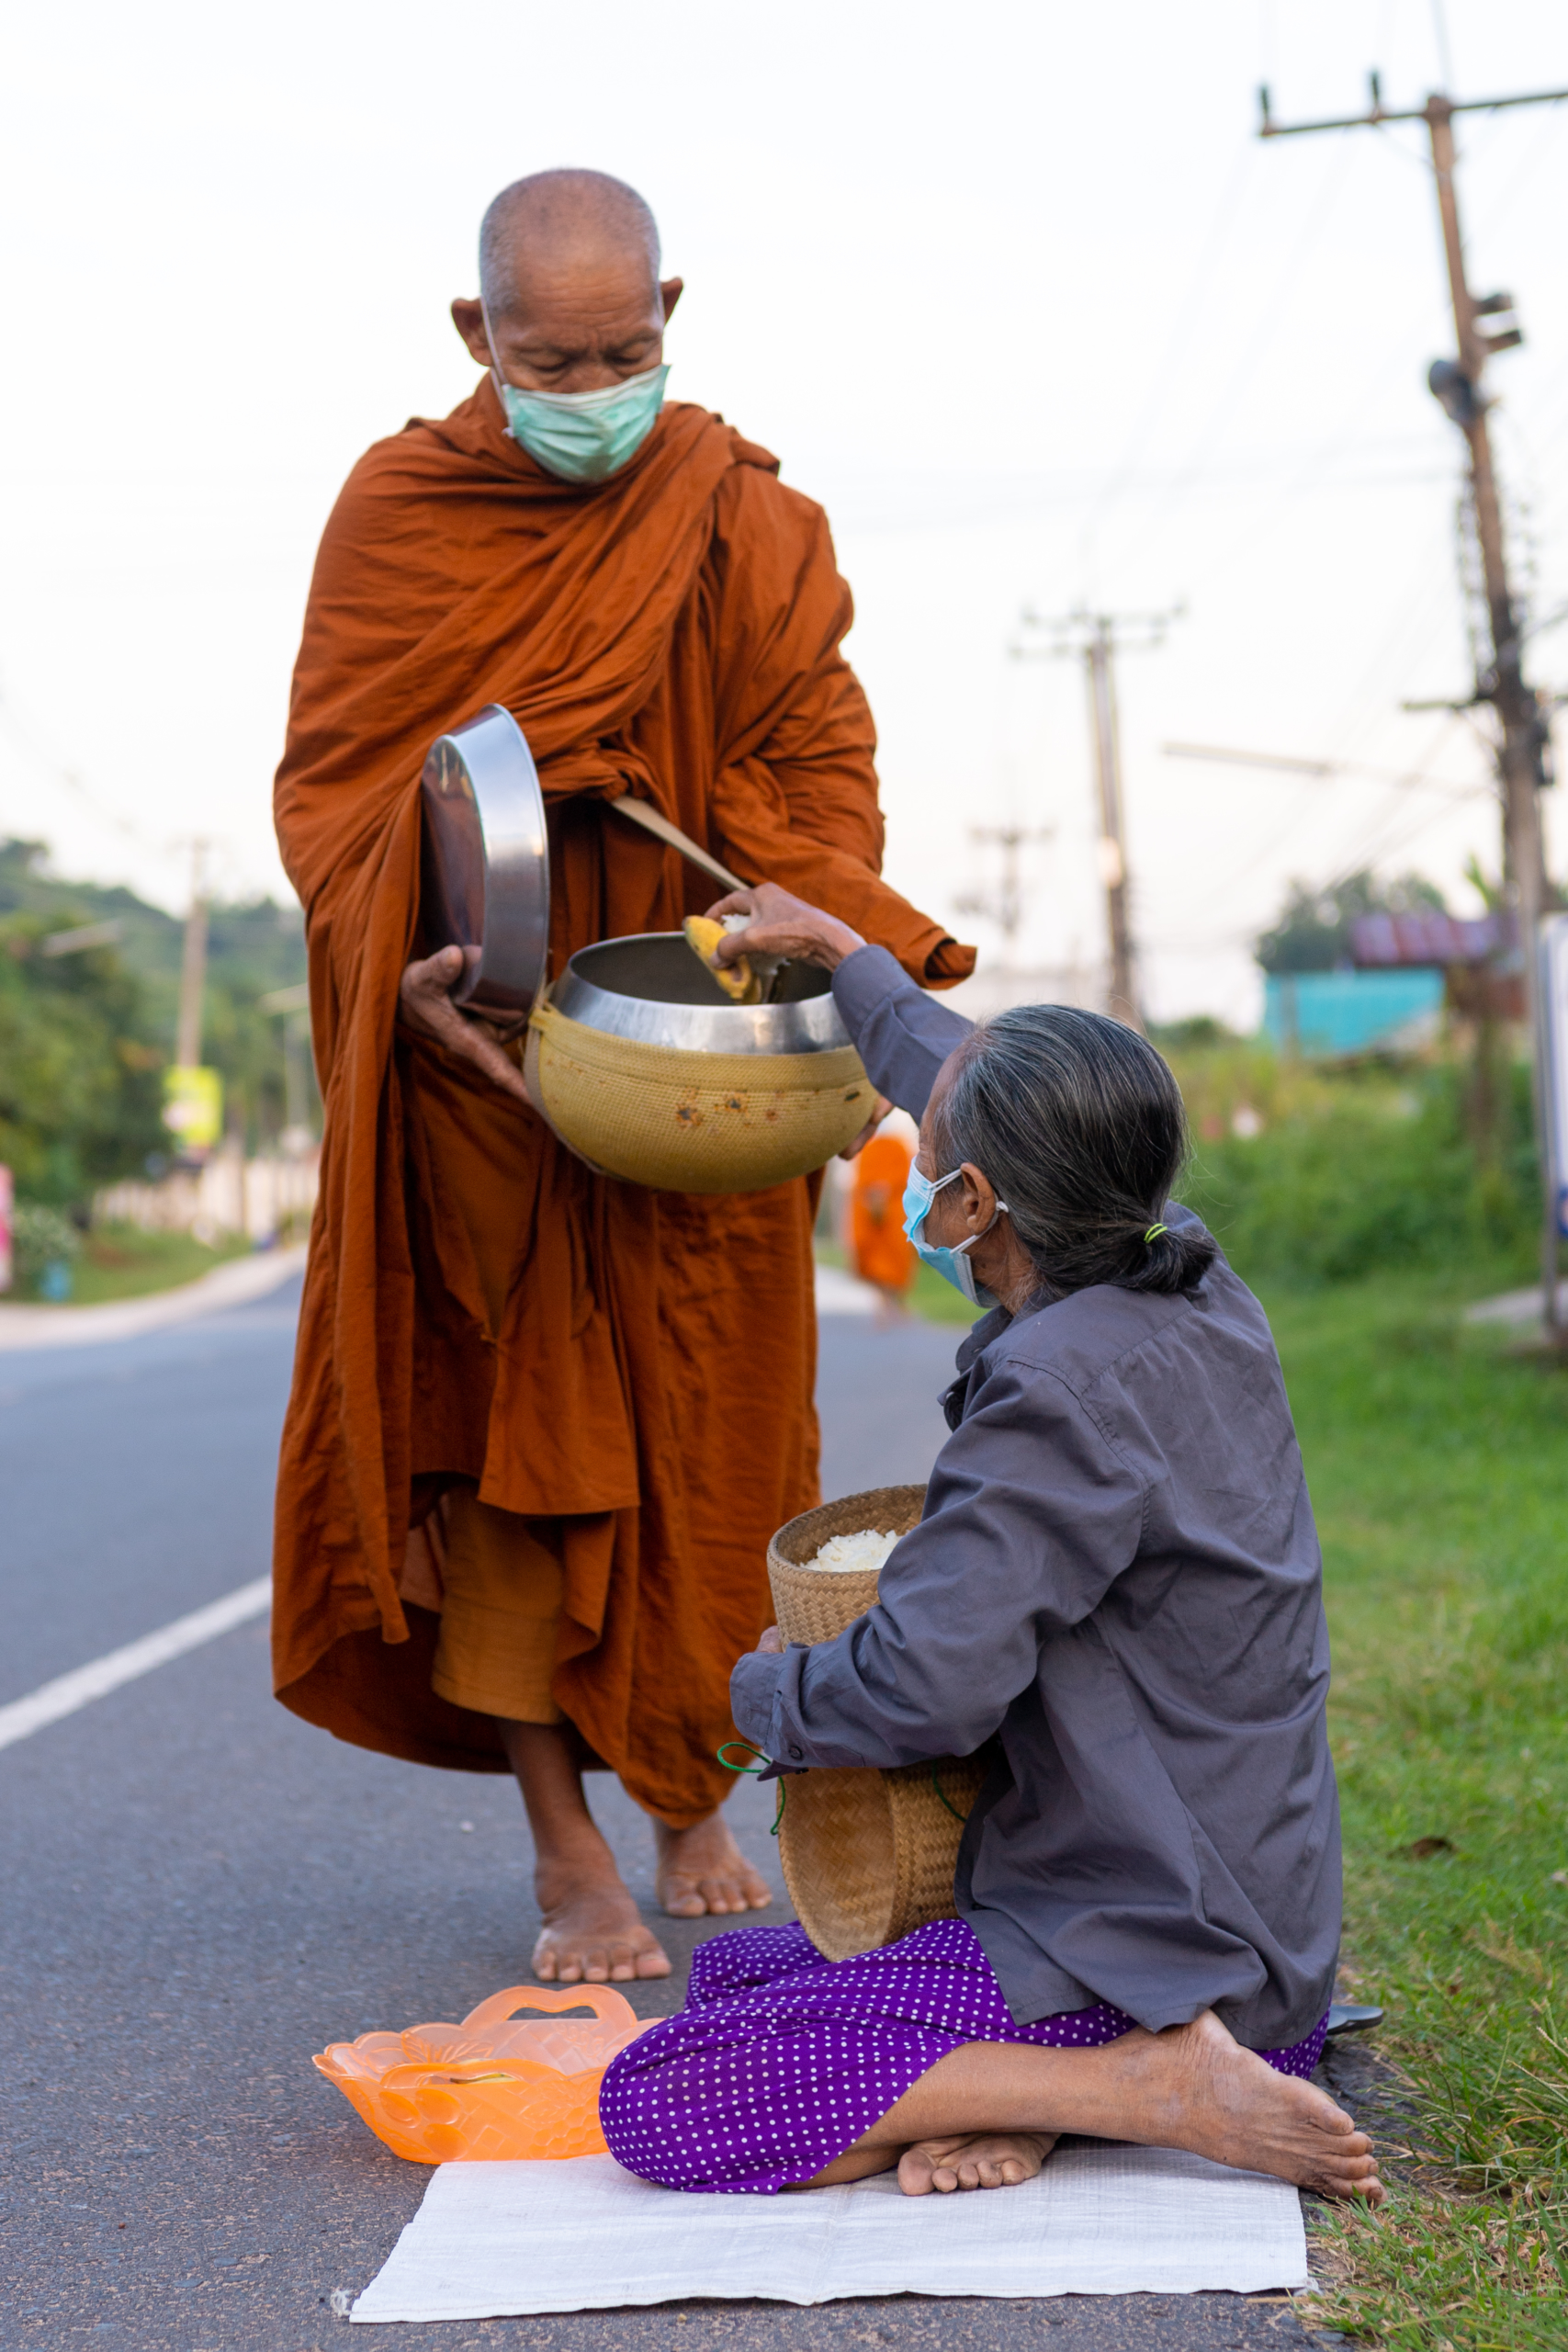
[{"xmin": 349, "ymin": 2143, "xmax": 1309, "ymax": 2320}]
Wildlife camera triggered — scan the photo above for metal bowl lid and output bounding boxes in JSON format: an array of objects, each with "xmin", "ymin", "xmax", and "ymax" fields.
[{"xmin": 420, "ymin": 705, "xmax": 549, "ymax": 1022}]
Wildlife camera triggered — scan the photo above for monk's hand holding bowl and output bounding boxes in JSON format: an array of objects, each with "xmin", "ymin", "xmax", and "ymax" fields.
[
  {"xmin": 705, "ymin": 885, "xmax": 890, "ymax": 1157},
  {"xmin": 398, "ymin": 944, "xmax": 533, "ymax": 1109}
]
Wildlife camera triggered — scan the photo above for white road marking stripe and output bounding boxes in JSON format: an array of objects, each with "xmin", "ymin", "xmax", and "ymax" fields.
[{"xmin": 0, "ymin": 1577, "xmax": 271, "ymax": 1753}]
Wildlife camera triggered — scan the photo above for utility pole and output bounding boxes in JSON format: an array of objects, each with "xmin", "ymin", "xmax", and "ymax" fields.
[
  {"xmin": 955, "ymin": 824, "xmax": 1055, "ymax": 972},
  {"xmin": 1260, "ymin": 73, "xmax": 1567, "ymax": 1332},
  {"xmin": 1014, "ymin": 605, "xmax": 1180, "ymax": 1029},
  {"xmin": 259, "ymin": 980, "xmax": 315, "ymax": 1156},
  {"xmin": 175, "ymin": 838, "xmax": 209, "ymax": 1069}
]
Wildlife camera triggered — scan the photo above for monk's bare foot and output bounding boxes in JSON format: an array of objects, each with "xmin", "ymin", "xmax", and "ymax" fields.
[
  {"xmin": 531, "ymin": 1852, "xmax": 671, "ymax": 1984},
  {"xmin": 898, "ymin": 2132, "xmax": 1056, "ymax": 2196},
  {"xmin": 1117, "ymin": 2010, "xmax": 1384, "ymax": 2203},
  {"xmin": 653, "ymin": 1815, "xmax": 773, "ymax": 1918}
]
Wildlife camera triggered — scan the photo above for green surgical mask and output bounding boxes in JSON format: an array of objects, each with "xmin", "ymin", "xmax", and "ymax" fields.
[{"xmin": 488, "ymin": 336, "xmax": 669, "ymax": 483}]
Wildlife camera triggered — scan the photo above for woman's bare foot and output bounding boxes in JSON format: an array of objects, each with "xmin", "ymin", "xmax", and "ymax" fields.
[
  {"xmin": 1105, "ymin": 2011, "xmax": 1383, "ymax": 2202},
  {"xmin": 531, "ymin": 1848, "xmax": 671, "ymax": 1984},
  {"xmin": 826, "ymin": 2011, "xmax": 1382, "ymax": 2206},
  {"xmin": 898, "ymin": 2132, "xmax": 1056, "ymax": 2196},
  {"xmin": 654, "ymin": 1815, "xmax": 773, "ymax": 1918}
]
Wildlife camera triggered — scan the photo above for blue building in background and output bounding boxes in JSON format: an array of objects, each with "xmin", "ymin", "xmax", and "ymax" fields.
[{"xmin": 1262, "ymin": 969, "xmax": 1445, "ymax": 1059}]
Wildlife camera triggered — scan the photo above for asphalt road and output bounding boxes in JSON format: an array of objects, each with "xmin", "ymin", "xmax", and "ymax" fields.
[{"xmin": 0, "ymin": 1281, "xmax": 1330, "ymax": 2351}]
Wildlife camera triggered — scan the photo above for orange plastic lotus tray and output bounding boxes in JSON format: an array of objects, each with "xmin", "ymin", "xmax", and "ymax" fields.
[{"xmin": 313, "ymin": 1984, "xmax": 655, "ymax": 2163}]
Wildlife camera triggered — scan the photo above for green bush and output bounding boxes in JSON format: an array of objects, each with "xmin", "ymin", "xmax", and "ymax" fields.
[
  {"xmin": 10, "ymin": 1202, "xmax": 84, "ymax": 1299},
  {"xmin": 0, "ymin": 912, "xmax": 166, "ymax": 1205},
  {"xmin": 1174, "ymin": 1063, "xmax": 1539, "ymax": 1290}
]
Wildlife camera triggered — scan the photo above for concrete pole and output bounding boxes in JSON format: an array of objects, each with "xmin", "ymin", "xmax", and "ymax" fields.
[
  {"xmin": 175, "ymin": 840, "xmax": 209, "ymax": 1070},
  {"xmin": 1425, "ymin": 97, "xmax": 1557, "ymax": 1330},
  {"xmin": 1086, "ymin": 622, "xmax": 1141, "ymax": 1029}
]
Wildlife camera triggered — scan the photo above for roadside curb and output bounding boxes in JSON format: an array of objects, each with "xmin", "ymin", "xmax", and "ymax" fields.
[
  {"xmin": 1462, "ymin": 1280, "xmax": 1568, "ymax": 1327},
  {"xmin": 0, "ymin": 1244, "xmax": 309, "ymax": 1351}
]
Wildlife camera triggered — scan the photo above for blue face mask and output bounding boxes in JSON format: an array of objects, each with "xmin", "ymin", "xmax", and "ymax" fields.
[
  {"xmin": 902, "ymin": 1164, "xmax": 1010, "ymax": 1308},
  {"xmin": 491, "ymin": 360, "xmax": 670, "ymax": 483}
]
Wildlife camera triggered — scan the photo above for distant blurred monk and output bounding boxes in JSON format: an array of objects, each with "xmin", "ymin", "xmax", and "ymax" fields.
[
  {"xmin": 272, "ymin": 169, "xmax": 973, "ymax": 1984},
  {"xmin": 849, "ymin": 1124, "xmax": 917, "ymax": 1316}
]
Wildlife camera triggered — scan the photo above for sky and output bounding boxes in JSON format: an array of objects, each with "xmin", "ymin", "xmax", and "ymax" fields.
[{"xmin": 4, "ymin": 0, "xmax": 1568, "ymax": 1026}]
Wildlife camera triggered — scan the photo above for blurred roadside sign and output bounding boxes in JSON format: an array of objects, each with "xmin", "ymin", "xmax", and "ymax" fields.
[
  {"xmin": 1539, "ymin": 919, "xmax": 1568, "ymax": 1237},
  {"xmin": 0, "ymin": 1166, "xmax": 11, "ymax": 1294},
  {"xmin": 163, "ymin": 1066, "xmax": 223, "ymax": 1157}
]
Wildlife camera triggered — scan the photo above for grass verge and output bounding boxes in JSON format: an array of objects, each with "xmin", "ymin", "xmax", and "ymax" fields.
[
  {"xmin": 1259, "ymin": 1268, "xmax": 1568, "ymax": 2347},
  {"xmin": 6, "ymin": 1224, "xmax": 252, "ymax": 1307}
]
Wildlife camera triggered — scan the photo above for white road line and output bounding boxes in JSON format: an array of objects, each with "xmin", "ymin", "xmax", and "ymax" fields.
[{"xmin": 0, "ymin": 1578, "xmax": 272, "ymax": 1753}]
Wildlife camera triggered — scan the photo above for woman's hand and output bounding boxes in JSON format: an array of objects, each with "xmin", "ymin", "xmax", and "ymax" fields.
[
  {"xmin": 703, "ymin": 883, "xmax": 865, "ymax": 973},
  {"xmin": 754, "ymin": 1624, "xmax": 784, "ymax": 1656},
  {"xmin": 705, "ymin": 888, "xmax": 887, "ymax": 1153},
  {"xmin": 398, "ymin": 944, "xmax": 532, "ymax": 1108}
]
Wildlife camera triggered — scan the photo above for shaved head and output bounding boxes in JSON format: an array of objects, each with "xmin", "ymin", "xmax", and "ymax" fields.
[
  {"xmin": 453, "ymin": 168, "xmax": 682, "ymax": 401},
  {"xmin": 479, "ymin": 169, "xmax": 660, "ymax": 322}
]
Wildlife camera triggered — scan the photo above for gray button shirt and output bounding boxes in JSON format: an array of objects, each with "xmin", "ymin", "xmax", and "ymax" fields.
[{"xmin": 731, "ymin": 945, "xmax": 1339, "ymax": 2049}]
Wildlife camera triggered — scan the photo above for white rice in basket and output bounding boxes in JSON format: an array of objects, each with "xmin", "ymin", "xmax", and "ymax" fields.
[{"xmin": 807, "ymin": 1528, "xmax": 900, "ymax": 1574}]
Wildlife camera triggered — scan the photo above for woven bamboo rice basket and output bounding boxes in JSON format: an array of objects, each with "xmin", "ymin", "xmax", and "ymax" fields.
[{"xmin": 766, "ymin": 1486, "xmax": 991, "ymax": 1962}]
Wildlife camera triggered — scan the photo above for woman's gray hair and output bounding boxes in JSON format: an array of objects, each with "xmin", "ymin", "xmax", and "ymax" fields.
[{"xmin": 924, "ymin": 1004, "xmax": 1215, "ymax": 1299}]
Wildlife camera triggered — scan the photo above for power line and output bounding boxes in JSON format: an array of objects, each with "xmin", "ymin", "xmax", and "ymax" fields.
[
  {"xmin": 1077, "ymin": 142, "xmax": 1258, "ymax": 575},
  {"xmin": 1156, "ymin": 715, "xmax": 1474, "ymax": 927},
  {"xmin": 1162, "ymin": 738, "xmax": 1487, "ymax": 795},
  {"xmin": 0, "ymin": 682, "xmax": 157, "ymax": 854},
  {"xmin": 1093, "ymin": 135, "xmax": 1362, "ymax": 592}
]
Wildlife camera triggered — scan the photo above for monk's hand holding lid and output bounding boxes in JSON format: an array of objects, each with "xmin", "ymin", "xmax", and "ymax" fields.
[{"xmin": 397, "ymin": 944, "xmax": 532, "ymax": 1108}]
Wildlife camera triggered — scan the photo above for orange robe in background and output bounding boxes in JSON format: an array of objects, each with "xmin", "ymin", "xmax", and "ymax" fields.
[
  {"xmin": 272, "ymin": 382, "xmax": 974, "ymax": 1825},
  {"xmin": 850, "ymin": 1133, "xmax": 917, "ymax": 1295}
]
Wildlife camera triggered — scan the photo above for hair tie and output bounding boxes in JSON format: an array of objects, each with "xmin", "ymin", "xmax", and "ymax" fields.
[{"xmin": 1144, "ymin": 1223, "xmax": 1169, "ymax": 1245}]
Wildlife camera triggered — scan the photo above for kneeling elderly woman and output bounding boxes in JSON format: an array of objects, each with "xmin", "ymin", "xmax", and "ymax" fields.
[{"xmin": 601, "ymin": 886, "xmax": 1380, "ymax": 2206}]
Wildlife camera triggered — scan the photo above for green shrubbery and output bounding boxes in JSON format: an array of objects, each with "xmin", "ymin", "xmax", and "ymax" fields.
[
  {"xmin": 0, "ymin": 838, "xmax": 311, "ymax": 1186},
  {"xmin": 1170, "ymin": 1068, "xmax": 1541, "ymax": 1288},
  {"xmin": 9, "ymin": 1202, "xmax": 84, "ymax": 1299},
  {"xmin": 1166, "ymin": 1046, "xmax": 1540, "ymax": 1291},
  {"xmin": 0, "ymin": 912, "xmax": 166, "ymax": 1205}
]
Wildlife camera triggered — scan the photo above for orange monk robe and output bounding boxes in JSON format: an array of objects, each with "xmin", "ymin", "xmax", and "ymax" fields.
[
  {"xmin": 272, "ymin": 382, "xmax": 974, "ymax": 1824},
  {"xmin": 850, "ymin": 1133, "xmax": 917, "ymax": 1295}
]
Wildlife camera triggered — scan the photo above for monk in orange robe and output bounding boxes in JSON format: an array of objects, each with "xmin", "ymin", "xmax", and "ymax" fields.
[
  {"xmin": 272, "ymin": 167, "xmax": 973, "ymax": 1984},
  {"xmin": 850, "ymin": 1127, "xmax": 918, "ymax": 1311}
]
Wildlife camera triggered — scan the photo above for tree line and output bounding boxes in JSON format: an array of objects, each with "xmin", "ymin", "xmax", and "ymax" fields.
[{"xmin": 0, "ymin": 838, "xmax": 310, "ymax": 1208}]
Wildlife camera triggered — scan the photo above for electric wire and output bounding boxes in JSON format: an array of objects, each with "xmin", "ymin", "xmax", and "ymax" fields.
[
  {"xmin": 1093, "ymin": 134, "xmax": 1362, "ymax": 591},
  {"xmin": 1157, "ymin": 714, "xmax": 1475, "ymax": 937},
  {"xmin": 0, "ymin": 676, "xmax": 236, "ymax": 901},
  {"xmin": 1076, "ymin": 141, "xmax": 1260, "ymax": 582}
]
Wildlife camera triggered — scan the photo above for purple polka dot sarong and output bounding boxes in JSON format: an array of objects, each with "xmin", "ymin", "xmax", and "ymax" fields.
[{"xmin": 600, "ymin": 1917, "xmax": 1330, "ymax": 2195}]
